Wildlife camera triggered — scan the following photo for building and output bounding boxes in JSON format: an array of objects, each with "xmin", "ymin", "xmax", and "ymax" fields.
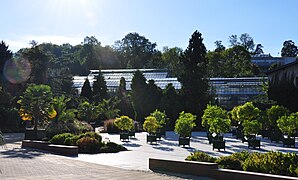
[
  {"xmin": 251, "ymin": 54, "xmax": 296, "ymax": 73},
  {"xmin": 73, "ymin": 69, "xmax": 266, "ymax": 109}
]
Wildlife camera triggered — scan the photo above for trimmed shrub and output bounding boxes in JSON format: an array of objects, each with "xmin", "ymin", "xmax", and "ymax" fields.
[
  {"xmin": 64, "ymin": 135, "xmax": 80, "ymax": 146},
  {"xmin": 230, "ymin": 151, "xmax": 251, "ymax": 162},
  {"xmin": 216, "ymin": 156, "xmax": 242, "ymax": 170},
  {"xmin": 185, "ymin": 151, "xmax": 217, "ymax": 163},
  {"xmin": 77, "ymin": 137, "xmax": 102, "ymax": 154},
  {"xmin": 99, "ymin": 142, "xmax": 127, "ymax": 153},
  {"xmin": 50, "ymin": 133, "xmax": 74, "ymax": 145},
  {"xmin": 78, "ymin": 132, "xmax": 102, "ymax": 142},
  {"xmin": 243, "ymin": 151, "xmax": 298, "ymax": 177}
]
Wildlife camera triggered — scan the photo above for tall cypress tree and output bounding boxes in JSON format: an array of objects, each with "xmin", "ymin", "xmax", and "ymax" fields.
[
  {"xmin": 117, "ymin": 77, "xmax": 134, "ymax": 118},
  {"xmin": 178, "ymin": 30, "xmax": 209, "ymax": 128},
  {"xmin": 131, "ymin": 70, "xmax": 148, "ymax": 122},
  {"xmin": 92, "ymin": 71, "xmax": 108, "ymax": 102},
  {"xmin": 80, "ymin": 78, "xmax": 92, "ymax": 101}
]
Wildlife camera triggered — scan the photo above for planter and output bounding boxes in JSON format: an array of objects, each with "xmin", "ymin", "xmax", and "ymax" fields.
[
  {"xmin": 155, "ymin": 132, "xmax": 162, "ymax": 140},
  {"xmin": 212, "ymin": 140, "xmax": 225, "ymax": 151},
  {"xmin": 128, "ymin": 131, "xmax": 135, "ymax": 138},
  {"xmin": 147, "ymin": 134, "xmax": 157, "ymax": 144},
  {"xmin": 25, "ymin": 129, "xmax": 46, "ymax": 140},
  {"xmin": 207, "ymin": 132, "xmax": 213, "ymax": 144},
  {"xmin": 270, "ymin": 131, "xmax": 283, "ymax": 143},
  {"xmin": 179, "ymin": 137, "xmax": 190, "ymax": 147},
  {"xmin": 260, "ymin": 129, "xmax": 270, "ymax": 139},
  {"xmin": 120, "ymin": 132, "xmax": 129, "ymax": 141},
  {"xmin": 248, "ymin": 139, "xmax": 260, "ymax": 149},
  {"xmin": 283, "ymin": 137, "xmax": 295, "ymax": 148}
]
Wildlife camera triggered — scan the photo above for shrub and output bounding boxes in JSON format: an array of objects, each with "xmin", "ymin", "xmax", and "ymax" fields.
[
  {"xmin": 64, "ymin": 135, "xmax": 80, "ymax": 146},
  {"xmin": 50, "ymin": 133, "xmax": 74, "ymax": 145},
  {"xmin": 103, "ymin": 119, "xmax": 119, "ymax": 133},
  {"xmin": 185, "ymin": 151, "xmax": 217, "ymax": 163},
  {"xmin": 77, "ymin": 137, "xmax": 102, "ymax": 154},
  {"xmin": 215, "ymin": 156, "xmax": 243, "ymax": 170},
  {"xmin": 243, "ymin": 151, "xmax": 298, "ymax": 177},
  {"xmin": 45, "ymin": 120, "xmax": 93, "ymax": 139},
  {"xmin": 230, "ymin": 151, "xmax": 251, "ymax": 162},
  {"xmin": 175, "ymin": 111, "xmax": 197, "ymax": 137},
  {"xmin": 114, "ymin": 116, "xmax": 134, "ymax": 131},
  {"xmin": 100, "ymin": 142, "xmax": 127, "ymax": 153},
  {"xmin": 143, "ymin": 116, "xmax": 159, "ymax": 134},
  {"xmin": 78, "ymin": 132, "xmax": 102, "ymax": 142}
]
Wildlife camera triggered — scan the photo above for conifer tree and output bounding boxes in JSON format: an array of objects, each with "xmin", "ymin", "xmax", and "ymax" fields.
[
  {"xmin": 178, "ymin": 30, "xmax": 209, "ymax": 128},
  {"xmin": 92, "ymin": 71, "xmax": 108, "ymax": 102},
  {"xmin": 80, "ymin": 78, "xmax": 92, "ymax": 101}
]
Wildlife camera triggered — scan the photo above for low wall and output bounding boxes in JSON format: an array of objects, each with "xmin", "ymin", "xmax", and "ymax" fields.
[
  {"xmin": 149, "ymin": 158, "xmax": 297, "ymax": 180},
  {"xmin": 22, "ymin": 140, "xmax": 78, "ymax": 156}
]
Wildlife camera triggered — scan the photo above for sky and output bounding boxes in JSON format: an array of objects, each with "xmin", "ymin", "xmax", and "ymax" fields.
[{"xmin": 1, "ymin": 0, "xmax": 298, "ymax": 56}]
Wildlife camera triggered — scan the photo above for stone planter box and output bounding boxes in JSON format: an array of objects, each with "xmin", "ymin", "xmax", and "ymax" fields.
[
  {"xmin": 179, "ymin": 137, "xmax": 190, "ymax": 147},
  {"xmin": 248, "ymin": 139, "xmax": 261, "ymax": 149},
  {"xmin": 25, "ymin": 129, "xmax": 46, "ymax": 140},
  {"xmin": 120, "ymin": 132, "xmax": 129, "ymax": 141},
  {"xmin": 283, "ymin": 137, "xmax": 295, "ymax": 148},
  {"xmin": 128, "ymin": 131, "xmax": 135, "ymax": 138},
  {"xmin": 213, "ymin": 140, "xmax": 225, "ymax": 151},
  {"xmin": 147, "ymin": 134, "xmax": 157, "ymax": 144},
  {"xmin": 270, "ymin": 131, "xmax": 283, "ymax": 143}
]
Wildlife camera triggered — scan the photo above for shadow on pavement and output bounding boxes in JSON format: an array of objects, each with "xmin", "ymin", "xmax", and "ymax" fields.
[
  {"xmin": 3, "ymin": 133, "xmax": 24, "ymax": 143},
  {"xmin": 0, "ymin": 148, "xmax": 44, "ymax": 159}
]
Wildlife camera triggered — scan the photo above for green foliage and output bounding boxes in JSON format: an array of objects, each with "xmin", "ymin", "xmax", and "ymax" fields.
[
  {"xmin": 143, "ymin": 116, "xmax": 159, "ymax": 134},
  {"xmin": 99, "ymin": 142, "xmax": 127, "ymax": 153},
  {"xmin": 98, "ymin": 98, "xmax": 120, "ymax": 120},
  {"xmin": 52, "ymin": 95, "xmax": 71, "ymax": 122},
  {"xmin": 215, "ymin": 156, "xmax": 242, "ymax": 170},
  {"xmin": 267, "ymin": 105, "xmax": 289, "ymax": 128},
  {"xmin": 49, "ymin": 133, "xmax": 74, "ymax": 145},
  {"xmin": 58, "ymin": 109, "xmax": 77, "ymax": 123},
  {"xmin": 230, "ymin": 151, "xmax": 251, "ymax": 162},
  {"xmin": 77, "ymin": 101, "xmax": 100, "ymax": 123},
  {"xmin": 178, "ymin": 30, "xmax": 209, "ymax": 127},
  {"xmin": 114, "ymin": 115, "xmax": 134, "ymax": 131},
  {"xmin": 150, "ymin": 109, "xmax": 168, "ymax": 128},
  {"xmin": 281, "ymin": 40, "xmax": 298, "ymax": 57},
  {"xmin": 92, "ymin": 71, "xmax": 108, "ymax": 102},
  {"xmin": 80, "ymin": 78, "xmax": 92, "ymax": 100},
  {"xmin": 185, "ymin": 151, "xmax": 217, "ymax": 163},
  {"xmin": 18, "ymin": 84, "xmax": 55, "ymax": 134},
  {"xmin": 243, "ymin": 152, "xmax": 298, "ymax": 177},
  {"xmin": 174, "ymin": 111, "xmax": 196, "ymax": 137},
  {"xmin": 202, "ymin": 104, "xmax": 228, "ymax": 129},
  {"xmin": 277, "ymin": 113, "xmax": 298, "ymax": 136},
  {"xmin": 242, "ymin": 120, "xmax": 262, "ymax": 135},
  {"xmin": 77, "ymin": 137, "xmax": 102, "ymax": 154},
  {"xmin": 236, "ymin": 102, "xmax": 260, "ymax": 123},
  {"xmin": 45, "ymin": 119, "xmax": 93, "ymax": 139},
  {"xmin": 208, "ymin": 117, "xmax": 231, "ymax": 135}
]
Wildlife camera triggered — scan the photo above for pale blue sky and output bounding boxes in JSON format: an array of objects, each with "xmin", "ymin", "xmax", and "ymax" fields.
[{"xmin": 1, "ymin": 0, "xmax": 298, "ymax": 56}]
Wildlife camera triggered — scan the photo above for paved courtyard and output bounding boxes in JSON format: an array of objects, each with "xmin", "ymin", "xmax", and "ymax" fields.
[
  {"xmin": 1, "ymin": 132, "xmax": 297, "ymax": 179},
  {"xmin": 77, "ymin": 131, "xmax": 298, "ymax": 171}
]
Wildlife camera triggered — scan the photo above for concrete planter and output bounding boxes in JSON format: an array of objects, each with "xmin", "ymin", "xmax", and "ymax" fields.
[
  {"xmin": 120, "ymin": 132, "xmax": 129, "ymax": 141},
  {"xmin": 248, "ymin": 139, "xmax": 261, "ymax": 149},
  {"xmin": 283, "ymin": 137, "xmax": 295, "ymax": 148},
  {"xmin": 147, "ymin": 134, "xmax": 157, "ymax": 144},
  {"xmin": 213, "ymin": 140, "xmax": 225, "ymax": 151},
  {"xmin": 178, "ymin": 137, "xmax": 190, "ymax": 147}
]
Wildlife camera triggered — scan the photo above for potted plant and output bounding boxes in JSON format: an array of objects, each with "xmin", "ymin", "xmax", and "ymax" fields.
[
  {"xmin": 174, "ymin": 111, "xmax": 196, "ymax": 147},
  {"xmin": 114, "ymin": 116, "xmax": 134, "ymax": 141},
  {"xmin": 143, "ymin": 116, "xmax": 159, "ymax": 144},
  {"xmin": 242, "ymin": 120, "xmax": 262, "ymax": 149},
  {"xmin": 150, "ymin": 109, "xmax": 168, "ymax": 139},
  {"xmin": 202, "ymin": 104, "xmax": 227, "ymax": 144},
  {"xmin": 277, "ymin": 113, "xmax": 298, "ymax": 148},
  {"xmin": 208, "ymin": 117, "xmax": 231, "ymax": 151}
]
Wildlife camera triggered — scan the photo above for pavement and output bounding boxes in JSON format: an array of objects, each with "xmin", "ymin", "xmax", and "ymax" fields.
[
  {"xmin": 1, "ymin": 131, "xmax": 297, "ymax": 180},
  {"xmin": 0, "ymin": 133, "xmax": 211, "ymax": 180},
  {"xmin": 77, "ymin": 131, "xmax": 298, "ymax": 171}
]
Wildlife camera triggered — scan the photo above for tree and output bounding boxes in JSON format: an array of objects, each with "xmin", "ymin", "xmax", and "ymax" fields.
[
  {"xmin": 281, "ymin": 40, "xmax": 298, "ymax": 57},
  {"xmin": 236, "ymin": 102, "xmax": 261, "ymax": 123},
  {"xmin": 116, "ymin": 77, "xmax": 134, "ymax": 118},
  {"xmin": 158, "ymin": 83, "xmax": 182, "ymax": 129},
  {"xmin": 18, "ymin": 84, "xmax": 56, "ymax": 139},
  {"xmin": 201, "ymin": 104, "xmax": 228, "ymax": 130},
  {"xmin": 161, "ymin": 47, "xmax": 183, "ymax": 76},
  {"xmin": 114, "ymin": 32, "xmax": 157, "ymax": 68},
  {"xmin": 22, "ymin": 45, "xmax": 50, "ymax": 84},
  {"xmin": 131, "ymin": 70, "xmax": 148, "ymax": 122},
  {"xmin": 98, "ymin": 98, "xmax": 120, "ymax": 120},
  {"xmin": 267, "ymin": 105, "xmax": 289, "ymax": 130},
  {"xmin": 254, "ymin": 44, "xmax": 264, "ymax": 54},
  {"xmin": 0, "ymin": 41, "xmax": 13, "ymax": 84},
  {"xmin": 80, "ymin": 78, "xmax": 92, "ymax": 100},
  {"xmin": 206, "ymin": 51, "xmax": 226, "ymax": 77},
  {"xmin": 229, "ymin": 33, "xmax": 255, "ymax": 52},
  {"xmin": 174, "ymin": 111, "xmax": 197, "ymax": 137},
  {"xmin": 178, "ymin": 30, "xmax": 209, "ymax": 127},
  {"xmin": 145, "ymin": 80, "xmax": 162, "ymax": 116},
  {"xmin": 114, "ymin": 115, "xmax": 134, "ymax": 131},
  {"xmin": 77, "ymin": 101, "xmax": 100, "ymax": 123},
  {"xmin": 214, "ymin": 40, "xmax": 225, "ymax": 52},
  {"xmin": 92, "ymin": 71, "xmax": 108, "ymax": 102}
]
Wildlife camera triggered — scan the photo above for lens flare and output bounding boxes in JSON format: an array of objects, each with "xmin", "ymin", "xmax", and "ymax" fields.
[{"xmin": 3, "ymin": 58, "xmax": 31, "ymax": 84}]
